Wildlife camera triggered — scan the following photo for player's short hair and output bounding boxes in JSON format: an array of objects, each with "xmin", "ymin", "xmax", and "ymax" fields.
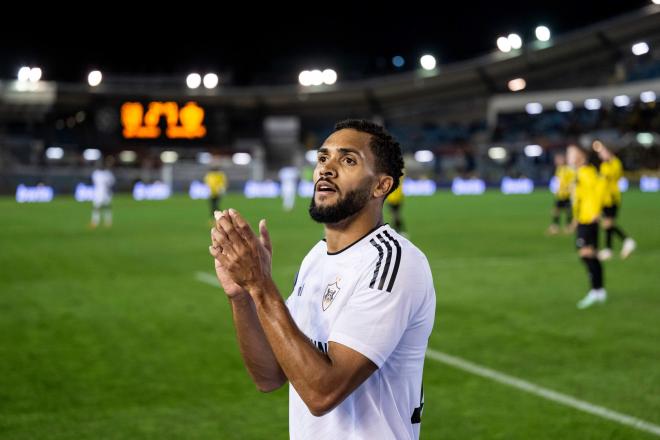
[
  {"xmin": 568, "ymin": 143, "xmax": 599, "ymax": 166},
  {"xmin": 568, "ymin": 144, "xmax": 588, "ymax": 157},
  {"xmin": 333, "ymin": 119, "xmax": 404, "ymax": 195}
]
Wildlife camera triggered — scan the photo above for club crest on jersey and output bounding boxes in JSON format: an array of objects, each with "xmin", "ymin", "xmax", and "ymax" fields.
[{"xmin": 322, "ymin": 278, "xmax": 341, "ymax": 311}]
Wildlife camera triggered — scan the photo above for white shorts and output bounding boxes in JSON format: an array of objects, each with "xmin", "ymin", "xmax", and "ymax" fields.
[{"xmin": 93, "ymin": 195, "xmax": 112, "ymax": 208}]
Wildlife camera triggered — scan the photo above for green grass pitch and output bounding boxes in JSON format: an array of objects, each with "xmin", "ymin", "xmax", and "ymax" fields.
[{"xmin": 1, "ymin": 190, "xmax": 658, "ymax": 439}]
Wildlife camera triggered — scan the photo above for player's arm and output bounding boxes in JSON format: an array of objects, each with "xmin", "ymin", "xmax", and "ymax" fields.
[
  {"xmin": 214, "ymin": 209, "xmax": 377, "ymax": 415},
  {"xmin": 210, "ymin": 213, "xmax": 286, "ymax": 392},
  {"xmin": 228, "ymin": 293, "xmax": 288, "ymax": 392},
  {"xmin": 252, "ymin": 280, "xmax": 377, "ymax": 416}
]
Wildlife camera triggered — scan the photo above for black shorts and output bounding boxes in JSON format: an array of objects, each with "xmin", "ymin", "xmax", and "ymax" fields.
[
  {"xmin": 576, "ymin": 223, "xmax": 599, "ymax": 249},
  {"xmin": 555, "ymin": 198, "xmax": 570, "ymax": 209},
  {"xmin": 602, "ymin": 204, "xmax": 618, "ymax": 219}
]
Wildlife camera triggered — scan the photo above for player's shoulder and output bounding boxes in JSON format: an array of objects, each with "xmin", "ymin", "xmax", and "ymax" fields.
[
  {"xmin": 299, "ymin": 240, "xmax": 327, "ymax": 268},
  {"xmin": 580, "ymin": 164, "xmax": 597, "ymax": 177},
  {"xmin": 385, "ymin": 227, "xmax": 425, "ymax": 257},
  {"xmin": 362, "ymin": 226, "xmax": 432, "ymax": 285},
  {"xmin": 360, "ymin": 225, "xmax": 425, "ymax": 257},
  {"xmin": 391, "ymin": 231, "xmax": 432, "ymax": 276}
]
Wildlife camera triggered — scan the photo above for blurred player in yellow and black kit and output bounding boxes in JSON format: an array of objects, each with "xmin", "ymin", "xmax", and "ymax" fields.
[
  {"xmin": 204, "ymin": 167, "xmax": 227, "ymax": 219},
  {"xmin": 567, "ymin": 145, "xmax": 607, "ymax": 309},
  {"xmin": 386, "ymin": 176, "xmax": 405, "ymax": 233},
  {"xmin": 547, "ymin": 153, "xmax": 575, "ymax": 235},
  {"xmin": 592, "ymin": 140, "xmax": 636, "ymax": 261}
]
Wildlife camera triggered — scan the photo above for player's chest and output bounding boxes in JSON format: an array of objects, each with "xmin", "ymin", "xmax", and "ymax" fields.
[{"xmin": 291, "ymin": 260, "xmax": 362, "ymax": 336}]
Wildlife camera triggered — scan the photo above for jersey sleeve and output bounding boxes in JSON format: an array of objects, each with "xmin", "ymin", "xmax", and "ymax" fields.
[
  {"xmin": 285, "ymin": 271, "xmax": 299, "ymax": 310},
  {"xmin": 328, "ymin": 249, "xmax": 432, "ymax": 368}
]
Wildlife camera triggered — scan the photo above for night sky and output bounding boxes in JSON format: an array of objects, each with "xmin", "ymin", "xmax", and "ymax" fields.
[{"xmin": 0, "ymin": 0, "xmax": 651, "ymax": 85}]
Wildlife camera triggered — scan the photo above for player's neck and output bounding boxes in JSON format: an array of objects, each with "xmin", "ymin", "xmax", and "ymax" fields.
[{"xmin": 323, "ymin": 207, "xmax": 383, "ymax": 254}]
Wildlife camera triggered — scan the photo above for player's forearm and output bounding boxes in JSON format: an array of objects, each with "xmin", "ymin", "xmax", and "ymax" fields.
[
  {"xmin": 250, "ymin": 279, "xmax": 342, "ymax": 412},
  {"xmin": 229, "ymin": 294, "xmax": 287, "ymax": 392}
]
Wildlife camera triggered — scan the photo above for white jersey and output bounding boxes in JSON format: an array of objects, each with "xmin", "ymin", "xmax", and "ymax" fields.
[
  {"xmin": 279, "ymin": 167, "xmax": 299, "ymax": 189},
  {"xmin": 286, "ymin": 224, "xmax": 436, "ymax": 440},
  {"xmin": 92, "ymin": 169, "xmax": 115, "ymax": 207}
]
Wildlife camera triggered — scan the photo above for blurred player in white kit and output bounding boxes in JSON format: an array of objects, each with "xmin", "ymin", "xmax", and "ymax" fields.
[
  {"xmin": 90, "ymin": 157, "xmax": 116, "ymax": 229},
  {"xmin": 279, "ymin": 165, "xmax": 300, "ymax": 211}
]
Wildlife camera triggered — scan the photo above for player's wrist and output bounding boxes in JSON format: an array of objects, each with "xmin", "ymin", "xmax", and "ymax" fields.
[
  {"xmin": 246, "ymin": 277, "xmax": 277, "ymax": 302},
  {"xmin": 228, "ymin": 290, "xmax": 252, "ymax": 305}
]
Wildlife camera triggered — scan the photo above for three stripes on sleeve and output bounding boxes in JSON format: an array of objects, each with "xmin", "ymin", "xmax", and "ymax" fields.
[{"xmin": 369, "ymin": 231, "xmax": 401, "ymax": 292}]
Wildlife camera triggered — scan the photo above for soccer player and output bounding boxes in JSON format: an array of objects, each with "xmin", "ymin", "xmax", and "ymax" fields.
[
  {"xmin": 592, "ymin": 140, "xmax": 636, "ymax": 260},
  {"xmin": 90, "ymin": 156, "xmax": 115, "ymax": 229},
  {"xmin": 567, "ymin": 145, "xmax": 607, "ymax": 309},
  {"xmin": 279, "ymin": 165, "xmax": 300, "ymax": 211},
  {"xmin": 209, "ymin": 119, "xmax": 436, "ymax": 439},
  {"xmin": 204, "ymin": 166, "xmax": 227, "ymax": 219},
  {"xmin": 547, "ymin": 153, "xmax": 575, "ymax": 235},
  {"xmin": 386, "ymin": 175, "xmax": 406, "ymax": 233}
]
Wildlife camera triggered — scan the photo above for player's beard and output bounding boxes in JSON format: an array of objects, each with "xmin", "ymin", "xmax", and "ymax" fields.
[{"xmin": 309, "ymin": 181, "xmax": 372, "ymax": 224}]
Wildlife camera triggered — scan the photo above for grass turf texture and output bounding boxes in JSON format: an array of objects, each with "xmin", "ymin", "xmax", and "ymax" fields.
[{"xmin": 1, "ymin": 190, "xmax": 658, "ymax": 439}]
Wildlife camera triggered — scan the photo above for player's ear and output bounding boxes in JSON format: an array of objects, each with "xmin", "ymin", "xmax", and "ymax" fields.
[{"xmin": 373, "ymin": 175, "xmax": 393, "ymax": 198}]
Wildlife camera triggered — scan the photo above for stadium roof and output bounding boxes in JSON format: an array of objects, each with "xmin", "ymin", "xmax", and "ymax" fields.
[{"xmin": 0, "ymin": 0, "xmax": 651, "ymax": 85}]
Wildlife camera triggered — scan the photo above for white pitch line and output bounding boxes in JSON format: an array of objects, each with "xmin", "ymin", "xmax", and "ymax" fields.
[
  {"xmin": 195, "ymin": 271, "xmax": 219, "ymax": 287},
  {"xmin": 426, "ymin": 348, "xmax": 660, "ymax": 437},
  {"xmin": 430, "ymin": 248, "xmax": 660, "ymax": 269},
  {"xmin": 195, "ymin": 271, "xmax": 660, "ymax": 436}
]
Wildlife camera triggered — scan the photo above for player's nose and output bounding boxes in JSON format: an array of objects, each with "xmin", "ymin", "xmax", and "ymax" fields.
[{"xmin": 319, "ymin": 165, "xmax": 338, "ymax": 179}]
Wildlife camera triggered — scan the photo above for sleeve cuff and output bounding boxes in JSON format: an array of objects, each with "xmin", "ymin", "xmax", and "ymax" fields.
[{"xmin": 328, "ymin": 331, "xmax": 386, "ymax": 368}]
